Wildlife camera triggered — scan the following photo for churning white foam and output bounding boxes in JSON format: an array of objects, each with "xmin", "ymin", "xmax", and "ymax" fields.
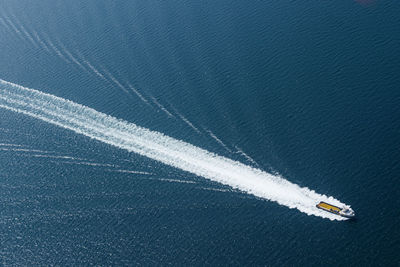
[{"xmin": 0, "ymin": 79, "xmax": 349, "ymax": 220}]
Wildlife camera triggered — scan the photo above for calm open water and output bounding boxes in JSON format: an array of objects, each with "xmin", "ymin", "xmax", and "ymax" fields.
[{"xmin": 0, "ymin": 0, "xmax": 399, "ymax": 265}]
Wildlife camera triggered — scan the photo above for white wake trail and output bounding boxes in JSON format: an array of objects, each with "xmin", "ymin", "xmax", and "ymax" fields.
[
  {"xmin": 31, "ymin": 29, "xmax": 51, "ymax": 53},
  {"xmin": 234, "ymin": 145, "xmax": 260, "ymax": 167},
  {"xmin": 58, "ymin": 44, "xmax": 88, "ymax": 71},
  {"xmin": 206, "ymin": 129, "xmax": 233, "ymax": 153},
  {"xmin": 0, "ymin": 79, "xmax": 349, "ymax": 220},
  {"xmin": 42, "ymin": 34, "xmax": 71, "ymax": 64},
  {"xmin": 172, "ymin": 108, "xmax": 201, "ymax": 134},
  {"xmin": 1, "ymin": 14, "xmax": 24, "ymax": 42},
  {"xmin": 0, "ymin": 143, "xmax": 23, "ymax": 147},
  {"xmin": 100, "ymin": 68, "xmax": 132, "ymax": 96},
  {"xmin": 7, "ymin": 12, "xmax": 39, "ymax": 49},
  {"xmin": 126, "ymin": 82, "xmax": 150, "ymax": 105},
  {"xmin": 150, "ymin": 96, "xmax": 175, "ymax": 118},
  {"xmin": 0, "ymin": 17, "xmax": 13, "ymax": 34}
]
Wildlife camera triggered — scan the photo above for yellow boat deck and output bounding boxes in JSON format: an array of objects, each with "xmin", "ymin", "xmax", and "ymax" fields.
[{"xmin": 316, "ymin": 202, "xmax": 342, "ymax": 213}]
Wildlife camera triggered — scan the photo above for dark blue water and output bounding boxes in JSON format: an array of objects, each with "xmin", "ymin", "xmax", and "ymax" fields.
[{"xmin": 1, "ymin": 0, "xmax": 399, "ymax": 265}]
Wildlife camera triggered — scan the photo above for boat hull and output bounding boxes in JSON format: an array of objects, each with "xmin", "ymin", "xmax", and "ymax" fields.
[{"xmin": 316, "ymin": 201, "xmax": 355, "ymax": 218}]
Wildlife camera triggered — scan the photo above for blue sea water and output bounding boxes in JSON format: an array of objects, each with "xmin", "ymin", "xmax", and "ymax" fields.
[{"xmin": 0, "ymin": 0, "xmax": 400, "ymax": 265}]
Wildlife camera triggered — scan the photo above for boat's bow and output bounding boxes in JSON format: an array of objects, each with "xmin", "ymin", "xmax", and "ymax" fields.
[{"xmin": 339, "ymin": 207, "xmax": 355, "ymax": 218}]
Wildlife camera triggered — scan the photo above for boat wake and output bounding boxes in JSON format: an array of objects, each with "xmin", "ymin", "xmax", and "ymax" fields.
[{"xmin": 0, "ymin": 79, "xmax": 349, "ymax": 220}]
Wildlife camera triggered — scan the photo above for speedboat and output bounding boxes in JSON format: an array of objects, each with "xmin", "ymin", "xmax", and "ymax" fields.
[{"xmin": 316, "ymin": 201, "xmax": 355, "ymax": 218}]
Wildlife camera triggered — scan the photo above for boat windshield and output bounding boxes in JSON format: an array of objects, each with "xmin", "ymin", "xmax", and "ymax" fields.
[{"xmin": 342, "ymin": 208, "xmax": 350, "ymax": 213}]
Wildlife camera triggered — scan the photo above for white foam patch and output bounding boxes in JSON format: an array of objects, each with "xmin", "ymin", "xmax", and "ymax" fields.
[{"xmin": 0, "ymin": 79, "xmax": 350, "ymax": 220}]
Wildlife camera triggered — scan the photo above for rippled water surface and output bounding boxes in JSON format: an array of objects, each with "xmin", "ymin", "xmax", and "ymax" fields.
[{"xmin": 0, "ymin": 0, "xmax": 399, "ymax": 265}]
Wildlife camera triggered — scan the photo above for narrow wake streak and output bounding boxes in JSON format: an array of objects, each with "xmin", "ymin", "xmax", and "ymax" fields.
[{"xmin": 0, "ymin": 79, "xmax": 349, "ymax": 220}]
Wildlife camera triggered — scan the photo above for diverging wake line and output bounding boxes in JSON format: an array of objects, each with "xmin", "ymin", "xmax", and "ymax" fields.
[{"xmin": 0, "ymin": 79, "xmax": 349, "ymax": 220}]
